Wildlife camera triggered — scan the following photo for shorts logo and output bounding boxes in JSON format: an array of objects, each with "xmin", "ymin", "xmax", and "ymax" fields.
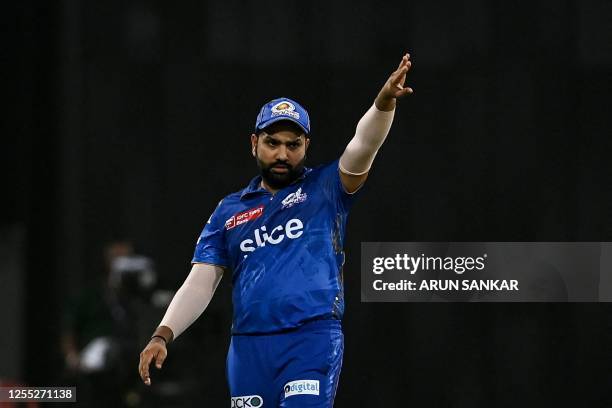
[
  {"xmin": 281, "ymin": 188, "xmax": 307, "ymax": 209},
  {"xmin": 225, "ymin": 205, "xmax": 264, "ymax": 230},
  {"xmin": 271, "ymin": 101, "xmax": 300, "ymax": 120},
  {"xmin": 284, "ymin": 380, "xmax": 320, "ymax": 398},
  {"xmin": 231, "ymin": 395, "xmax": 263, "ymax": 408}
]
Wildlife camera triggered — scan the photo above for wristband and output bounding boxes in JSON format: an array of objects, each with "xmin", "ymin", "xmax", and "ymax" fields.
[{"xmin": 150, "ymin": 335, "xmax": 168, "ymax": 344}]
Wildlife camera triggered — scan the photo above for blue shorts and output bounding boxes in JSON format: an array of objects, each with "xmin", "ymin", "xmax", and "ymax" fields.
[{"xmin": 227, "ymin": 319, "xmax": 343, "ymax": 407}]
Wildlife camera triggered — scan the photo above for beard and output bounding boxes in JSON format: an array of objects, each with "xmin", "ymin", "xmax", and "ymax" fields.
[{"xmin": 256, "ymin": 154, "xmax": 306, "ymax": 190}]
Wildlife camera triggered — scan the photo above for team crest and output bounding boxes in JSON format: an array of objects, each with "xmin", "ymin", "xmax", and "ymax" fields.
[
  {"xmin": 271, "ymin": 101, "xmax": 300, "ymax": 119},
  {"xmin": 281, "ymin": 188, "xmax": 308, "ymax": 209}
]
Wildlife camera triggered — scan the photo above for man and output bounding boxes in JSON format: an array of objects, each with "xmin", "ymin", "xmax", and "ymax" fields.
[{"xmin": 139, "ymin": 53, "xmax": 413, "ymax": 406}]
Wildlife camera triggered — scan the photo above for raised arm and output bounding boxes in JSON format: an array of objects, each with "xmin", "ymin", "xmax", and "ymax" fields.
[
  {"xmin": 339, "ymin": 53, "xmax": 413, "ymax": 193},
  {"xmin": 138, "ymin": 262, "xmax": 224, "ymax": 385}
]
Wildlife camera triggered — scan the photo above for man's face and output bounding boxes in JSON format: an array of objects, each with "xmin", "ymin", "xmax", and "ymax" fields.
[{"xmin": 250, "ymin": 121, "xmax": 310, "ymax": 190}]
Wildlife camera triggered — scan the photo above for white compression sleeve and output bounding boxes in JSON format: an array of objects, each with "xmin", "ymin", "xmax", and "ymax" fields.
[
  {"xmin": 159, "ymin": 263, "xmax": 224, "ymax": 340},
  {"xmin": 339, "ymin": 104, "xmax": 395, "ymax": 175}
]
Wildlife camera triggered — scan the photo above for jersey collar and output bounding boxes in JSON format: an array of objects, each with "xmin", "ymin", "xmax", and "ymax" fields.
[{"xmin": 240, "ymin": 166, "xmax": 312, "ymax": 200}]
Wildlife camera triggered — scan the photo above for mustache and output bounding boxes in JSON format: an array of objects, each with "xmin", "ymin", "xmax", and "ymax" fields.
[{"xmin": 271, "ymin": 161, "xmax": 291, "ymax": 169}]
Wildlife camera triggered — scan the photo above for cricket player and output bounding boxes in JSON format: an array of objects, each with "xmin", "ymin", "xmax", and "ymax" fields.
[{"xmin": 139, "ymin": 53, "xmax": 413, "ymax": 407}]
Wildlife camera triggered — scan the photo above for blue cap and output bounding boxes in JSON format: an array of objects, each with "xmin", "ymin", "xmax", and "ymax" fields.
[{"xmin": 254, "ymin": 97, "xmax": 311, "ymax": 135}]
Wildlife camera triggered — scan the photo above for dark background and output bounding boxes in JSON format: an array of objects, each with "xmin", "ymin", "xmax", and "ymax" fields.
[{"xmin": 4, "ymin": 0, "xmax": 612, "ymax": 406}]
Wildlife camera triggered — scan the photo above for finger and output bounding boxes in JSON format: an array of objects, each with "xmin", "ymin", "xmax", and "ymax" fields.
[
  {"xmin": 392, "ymin": 65, "xmax": 409, "ymax": 85},
  {"xmin": 396, "ymin": 54, "xmax": 407, "ymax": 70},
  {"xmin": 396, "ymin": 53, "xmax": 411, "ymax": 70},
  {"xmin": 396, "ymin": 62, "xmax": 412, "ymax": 81},
  {"xmin": 155, "ymin": 349, "xmax": 167, "ymax": 369},
  {"xmin": 395, "ymin": 86, "xmax": 414, "ymax": 98},
  {"xmin": 142, "ymin": 364, "xmax": 151, "ymax": 386},
  {"xmin": 139, "ymin": 351, "xmax": 152, "ymax": 376},
  {"xmin": 405, "ymin": 59, "xmax": 412, "ymax": 72},
  {"xmin": 139, "ymin": 352, "xmax": 152, "ymax": 384}
]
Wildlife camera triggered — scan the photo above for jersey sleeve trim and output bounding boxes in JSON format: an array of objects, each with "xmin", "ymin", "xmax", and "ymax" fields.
[
  {"xmin": 191, "ymin": 261, "xmax": 229, "ymax": 270},
  {"xmin": 337, "ymin": 166, "xmax": 366, "ymax": 195}
]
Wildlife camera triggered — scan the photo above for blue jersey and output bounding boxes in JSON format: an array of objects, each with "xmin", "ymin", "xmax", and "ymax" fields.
[{"xmin": 192, "ymin": 159, "xmax": 359, "ymax": 334}]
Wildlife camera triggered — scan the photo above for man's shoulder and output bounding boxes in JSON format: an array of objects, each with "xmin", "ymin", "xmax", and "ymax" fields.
[
  {"xmin": 214, "ymin": 179, "xmax": 257, "ymax": 209},
  {"xmin": 306, "ymin": 159, "xmax": 340, "ymax": 178},
  {"xmin": 215, "ymin": 190, "xmax": 242, "ymax": 209}
]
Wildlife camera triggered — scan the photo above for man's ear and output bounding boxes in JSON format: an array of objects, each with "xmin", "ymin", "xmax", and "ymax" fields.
[
  {"xmin": 250, "ymin": 134, "xmax": 258, "ymax": 157},
  {"xmin": 305, "ymin": 137, "xmax": 310, "ymax": 151}
]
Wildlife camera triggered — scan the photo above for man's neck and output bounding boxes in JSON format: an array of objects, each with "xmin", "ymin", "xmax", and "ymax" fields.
[{"xmin": 260, "ymin": 180, "xmax": 280, "ymax": 195}]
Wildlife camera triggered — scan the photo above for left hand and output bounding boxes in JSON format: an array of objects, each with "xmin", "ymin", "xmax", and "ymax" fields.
[
  {"xmin": 375, "ymin": 53, "xmax": 413, "ymax": 111},
  {"xmin": 138, "ymin": 337, "xmax": 168, "ymax": 386}
]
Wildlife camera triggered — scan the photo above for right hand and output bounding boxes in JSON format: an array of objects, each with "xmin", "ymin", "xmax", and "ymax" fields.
[
  {"xmin": 375, "ymin": 53, "xmax": 414, "ymax": 111},
  {"xmin": 138, "ymin": 338, "xmax": 167, "ymax": 386}
]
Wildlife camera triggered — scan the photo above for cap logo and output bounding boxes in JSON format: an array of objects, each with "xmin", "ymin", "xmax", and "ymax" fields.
[{"xmin": 271, "ymin": 101, "xmax": 300, "ymax": 119}]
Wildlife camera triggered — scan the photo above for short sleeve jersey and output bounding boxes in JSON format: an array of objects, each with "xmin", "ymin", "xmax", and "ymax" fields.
[{"xmin": 192, "ymin": 159, "xmax": 359, "ymax": 334}]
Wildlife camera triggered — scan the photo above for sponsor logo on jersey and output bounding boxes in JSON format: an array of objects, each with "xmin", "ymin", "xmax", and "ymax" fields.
[
  {"xmin": 271, "ymin": 101, "xmax": 300, "ymax": 120},
  {"xmin": 240, "ymin": 218, "xmax": 303, "ymax": 253},
  {"xmin": 231, "ymin": 395, "xmax": 263, "ymax": 408},
  {"xmin": 284, "ymin": 380, "xmax": 320, "ymax": 398},
  {"xmin": 281, "ymin": 187, "xmax": 307, "ymax": 209},
  {"xmin": 225, "ymin": 205, "xmax": 264, "ymax": 230}
]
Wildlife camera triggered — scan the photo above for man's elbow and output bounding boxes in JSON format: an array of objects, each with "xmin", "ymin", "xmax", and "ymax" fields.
[{"xmin": 339, "ymin": 169, "xmax": 368, "ymax": 194}]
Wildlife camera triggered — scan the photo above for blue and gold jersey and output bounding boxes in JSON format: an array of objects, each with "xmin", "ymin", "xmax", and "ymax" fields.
[{"xmin": 192, "ymin": 159, "xmax": 359, "ymax": 334}]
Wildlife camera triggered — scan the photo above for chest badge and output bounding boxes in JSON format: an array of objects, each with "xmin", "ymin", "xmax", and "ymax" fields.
[
  {"xmin": 281, "ymin": 187, "xmax": 308, "ymax": 209},
  {"xmin": 225, "ymin": 205, "xmax": 264, "ymax": 230}
]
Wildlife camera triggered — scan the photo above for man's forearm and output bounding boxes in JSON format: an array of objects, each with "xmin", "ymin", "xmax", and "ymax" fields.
[
  {"xmin": 154, "ymin": 263, "xmax": 223, "ymax": 342},
  {"xmin": 339, "ymin": 101, "xmax": 395, "ymax": 175}
]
